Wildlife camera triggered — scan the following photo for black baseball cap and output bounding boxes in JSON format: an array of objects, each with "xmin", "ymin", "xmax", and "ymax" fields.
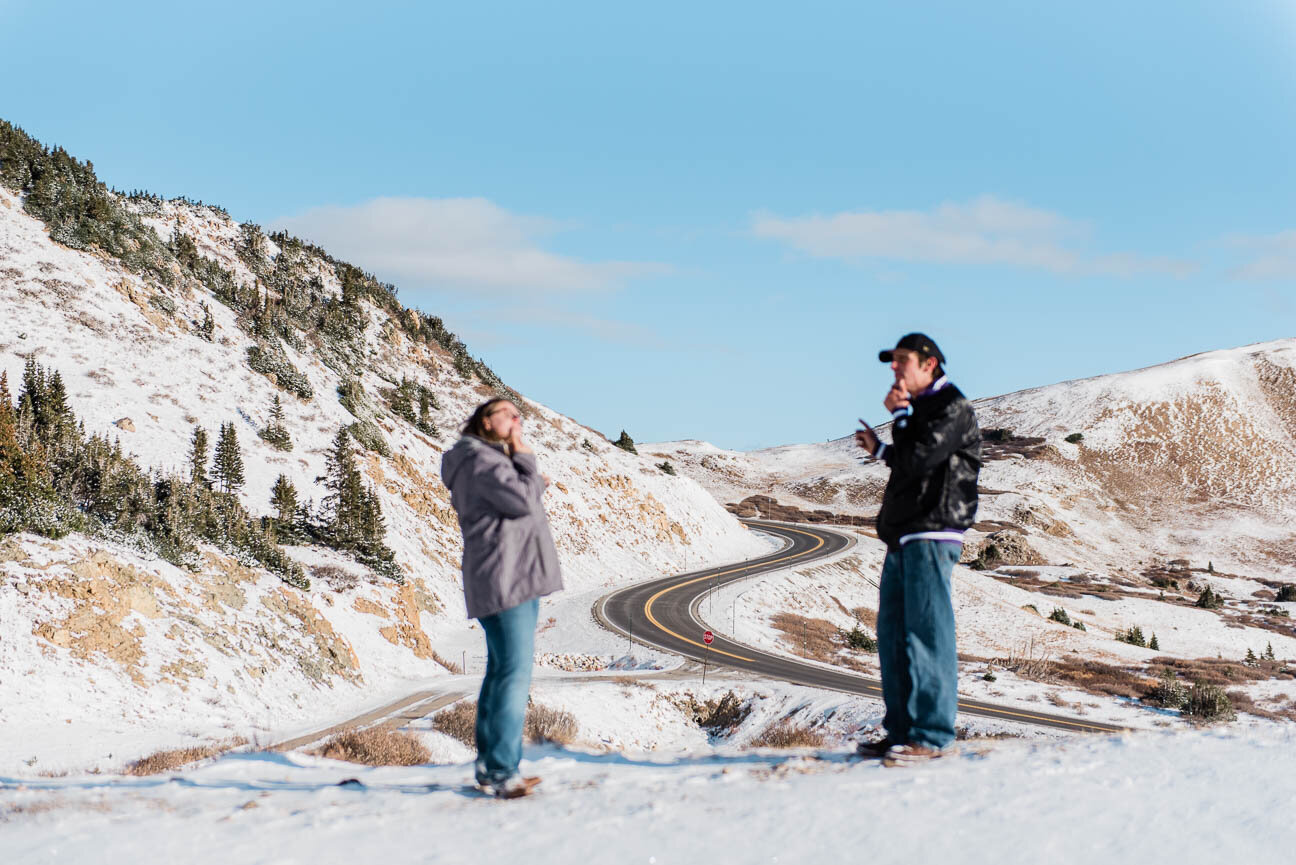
[{"xmin": 879, "ymin": 333, "xmax": 945, "ymax": 365}]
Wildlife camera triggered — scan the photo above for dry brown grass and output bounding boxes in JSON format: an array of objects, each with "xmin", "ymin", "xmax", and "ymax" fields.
[
  {"xmin": 850, "ymin": 606, "xmax": 878, "ymax": 630},
  {"xmin": 431, "ymin": 699, "xmax": 478, "ymax": 745},
  {"xmin": 771, "ymin": 613, "xmax": 841, "ymax": 663},
  {"xmin": 430, "ymin": 699, "xmax": 579, "ymax": 747},
  {"xmin": 748, "ymin": 721, "xmax": 826, "ymax": 749},
  {"xmin": 1152, "ymin": 656, "xmax": 1282, "ymax": 687},
  {"xmin": 955, "ymin": 727, "xmax": 1025, "ymax": 741},
  {"xmin": 524, "ymin": 704, "xmax": 579, "ymax": 745},
  {"xmin": 995, "ymin": 636, "xmax": 1057, "ymax": 681},
  {"xmin": 612, "ymin": 675, "xmax": 657, "ymax": 690},
  {"xmin": 310, "ymin": 727, "xmax": 430, "ymax": 766},
  {"xmin": 124, "ymin": 737, "xmax": 248, "ymax": 776},
  {"xmin": 430, "ymin": 649, "xmax": 462, "ymax": 674},
  {"xmin": 1050, "ymin": 659, "xmax": 1151, "ymax": 700}
]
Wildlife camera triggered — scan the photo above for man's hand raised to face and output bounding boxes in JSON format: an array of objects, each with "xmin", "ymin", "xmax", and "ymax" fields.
[{"xmin": 884, "ymin": 384, "xmax": 911, "ymax": 414}]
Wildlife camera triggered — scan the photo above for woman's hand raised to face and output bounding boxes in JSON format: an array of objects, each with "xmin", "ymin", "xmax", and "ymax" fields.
[{"xmin": 507, "ymin": 425, "xmax": 533, "ymax": 456}]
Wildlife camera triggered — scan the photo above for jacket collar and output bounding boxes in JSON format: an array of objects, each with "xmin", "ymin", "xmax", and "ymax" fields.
[{"xmin": 915, "ymin": 375, "xmax": 950, "ymax": 400}]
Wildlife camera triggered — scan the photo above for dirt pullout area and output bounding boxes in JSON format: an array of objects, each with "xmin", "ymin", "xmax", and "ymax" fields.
[{"xmin": 726, "ymin": 495, "xmax": 874, "ymax": 529}]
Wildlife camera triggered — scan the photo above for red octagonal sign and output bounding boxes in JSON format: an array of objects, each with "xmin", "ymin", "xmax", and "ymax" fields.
[{"xmin": 703, "ymin": 630, "xmax": 714, "ymax": 645}]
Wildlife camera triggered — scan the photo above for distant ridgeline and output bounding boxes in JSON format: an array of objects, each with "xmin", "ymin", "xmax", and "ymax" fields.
[
  {"xmin": 0, "ymin": 118, "xmax": 522, "ymax": 585},
  {"xmin": 0, "ymin": 119, "xmax": 515, "ymax": 398}
]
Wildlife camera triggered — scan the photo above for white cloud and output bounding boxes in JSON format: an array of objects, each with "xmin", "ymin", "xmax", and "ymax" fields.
[
  {"xmin": 751, "ymin": 196, "xmax": 1195, "ymax": 277},
  {"xmin": 1228, "ymin": 229, "xmax": 1296, "ymax": 280},
  {"xmin": 270, "ymin": 197, "xmax": 661, "ymax": 294}
]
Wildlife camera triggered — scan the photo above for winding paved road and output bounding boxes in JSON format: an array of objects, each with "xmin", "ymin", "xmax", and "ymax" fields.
[{"xmin": 596, "ymin": 519, "xmax": 1125, "ymax": 735}]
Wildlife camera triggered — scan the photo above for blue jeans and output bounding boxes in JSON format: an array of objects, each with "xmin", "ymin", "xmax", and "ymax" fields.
[
  {"xmin": 474, "ymin": 598, "xmax": 539, "ymax": 785},
  {"xmin": 877, "ymin": 541, "xmax": 960, "ymax": 749}
]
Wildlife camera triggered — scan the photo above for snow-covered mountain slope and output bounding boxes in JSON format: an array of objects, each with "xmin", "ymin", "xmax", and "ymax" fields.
[
  {"xmin": 649, "ymin": 339, "xmax": 1296, "ymax": 580},
  {"xmin": 646, "ymin": 343, "xmax": 1296, "ymax": 718},
  {"xmin": 0, "ymin": 183, "xmax": 765, "ymax": 773}
]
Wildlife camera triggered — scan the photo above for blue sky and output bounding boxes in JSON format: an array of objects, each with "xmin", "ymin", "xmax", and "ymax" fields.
[{"xmin": 3, "ymin": 0, "xmax": 1294, "ymax": 449}]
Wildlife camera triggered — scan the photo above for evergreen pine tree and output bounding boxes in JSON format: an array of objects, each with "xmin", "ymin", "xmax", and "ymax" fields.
[
  {"xmin": 324, "ymin": 427, "xmax": 365, "ymax": 548},
  {"xmin": 1264, "ymin": 642, "xmax": 1276, "ymax": 662},
  {"xmin": 213, "ymin": 422, "xmax": 245, "ymax": 494},
  {"xmin": 390, "ymin": 377, "xmax": 416, "ymax": 423},
  {"xmin": 0, "ymin": 371, "xmax": 31, "ymax": 506},
  {"xmin": 46, "ymin": 371, "xmax": 71, "ymax": 428},
  {"xmin": 1149, "ymin": 633, "xmax": 1160, "ymax": 651},
  {"xmin": 270, "ymin": 474, "xmax": 299, "ymax": 542},
  {"xmin": 1208, "ymin": 561, "xmax": 1214, "ymax": 573},
  {"xmin": 198, "ymin": 302, "xmax": 215, "ymax": 340},
  {"xmin": 258, "ymin": 395, "xmax": 292, "ymax": 451},
  {"xmin": 613, "ymin": 430, "xmax": 638, "ymax": 454},
  {"xmin": 188, "ymin": 425, "xmax": 210, "ymax": 486},
  {"xmin": 415, "ymin": 385, "xmax": 439, "ymax": 436}
]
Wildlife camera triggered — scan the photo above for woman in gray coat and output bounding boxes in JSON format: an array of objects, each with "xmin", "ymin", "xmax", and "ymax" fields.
[{"xmin": 441, "ymin": 398, "xmax": 562, "ymax": 798}]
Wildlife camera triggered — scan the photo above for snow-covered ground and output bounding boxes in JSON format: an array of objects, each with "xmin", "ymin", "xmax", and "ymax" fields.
[{"xmin": 5, "ymin": 725, "xmax": 1295, "ymax": 864}]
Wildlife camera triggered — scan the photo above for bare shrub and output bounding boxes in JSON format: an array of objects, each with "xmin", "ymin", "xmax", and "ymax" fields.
[
  {"xmin": 1001, "ymin": 568, "xmax": 1042, "ymax": 578},
  {"xmin": 748, "ymin": 721, "xmax": 826, "ymax": 749},
  {"xmin": 430, "ymin": 699, "xmax": 579, "ymax": 746},
  {"xmin": 955, "ymin": 727, "xmax": 1024, "ymax": 741},
  {"xmin": 430, "ymin": 650, "xmax": 462, "ymax": 674},
  {"xmin": 524, "ymin": 704, "xmax": 579, "ymax": 745},
  {"xmin": 612, "ymin": 675, "xmax": 656, "ymax": 690},
  {"xmin": 312, "ymin": 565, "xmax": 359, "ymax": 592},
  {"xmin": 431, "ymin": 700, "xmax": 478, "ymax": 746},
  {"xmin": 996, "ymin": 636, "xmax": 1055, "ymax": 681},
  {"xmin": 311, "ymin": 727, "xmax": 430, "ymax": 766},
  {"xmin": 125, "ymin": 737, "xmax": 248, "ymax": 776},
  {"xmin": 675, "ymin": 690, "xmax": 752, "ymax": 734}
]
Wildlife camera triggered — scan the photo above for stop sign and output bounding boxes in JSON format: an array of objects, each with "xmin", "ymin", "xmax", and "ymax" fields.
[{"xmin": 703, "ymin": 630, "xmax": 714, "ymax": 645}]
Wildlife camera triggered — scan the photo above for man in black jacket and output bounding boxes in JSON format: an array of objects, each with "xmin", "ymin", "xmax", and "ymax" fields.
[{"xmin": 855, "ymin": 333, "xmax": 981, "ymax": 765}]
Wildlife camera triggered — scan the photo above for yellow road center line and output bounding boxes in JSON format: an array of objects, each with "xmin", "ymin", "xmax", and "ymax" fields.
[
  {"xmin": 643, "ymin": 524, "xmax": 1121, "ymax": 734},
  {"xmin": 643, "ymin": 525, "xmax": 827, "ymax": 662}
]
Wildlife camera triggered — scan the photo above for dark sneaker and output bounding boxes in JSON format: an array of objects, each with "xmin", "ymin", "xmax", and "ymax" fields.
[
  {"xmin": 882, "ymin": 744, "xmax": 943, "ymax": 767},
  {"xmin": 854, "ymin": 737, "xmax": 896, "ymax": 759}
]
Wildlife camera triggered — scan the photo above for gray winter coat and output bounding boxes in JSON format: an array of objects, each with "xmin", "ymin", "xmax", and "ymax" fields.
[{"xmin": 440, "ymin": 434, "xmax": 562, "ymax": 619}]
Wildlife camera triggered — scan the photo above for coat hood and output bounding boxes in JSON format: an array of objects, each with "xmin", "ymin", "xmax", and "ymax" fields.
[{"xmin": 441, "ymin": 434, "xmax": 506, "ymax": 489}]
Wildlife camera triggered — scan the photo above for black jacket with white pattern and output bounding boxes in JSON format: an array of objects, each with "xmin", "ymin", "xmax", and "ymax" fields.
[{"xmin": 874, "ymin": 382, "xmax": 982, "ymax": 550}]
